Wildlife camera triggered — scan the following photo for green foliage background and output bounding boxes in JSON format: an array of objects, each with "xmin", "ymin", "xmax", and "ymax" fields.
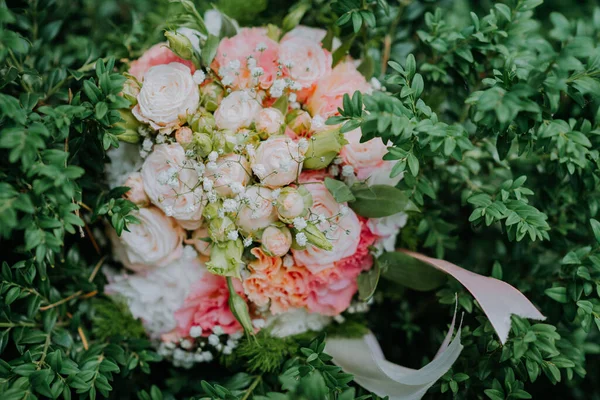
[{"xmin": 1, "ymin": 0, "xmax": 600, "ymax": 399}]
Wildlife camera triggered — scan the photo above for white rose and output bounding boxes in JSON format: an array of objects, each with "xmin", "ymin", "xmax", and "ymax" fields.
[
  {"xmin": 279, "ymin": 36, "xmax": 332, "ymax": 88},
  {"xmin": 252, "ymin": 136, "xmax": 305, "ymax": 188},
  {"xmin": 207, "ymin": 153, "xmax": 251, "ymax": 197},
  {"xmin": 236, "ymin": 186, "xmax": 278, "ymax": 234},
  {"xmin": 109, "ymin": 207, "xmax": 185, "ymax": 271},
  {"xmin": 339, "ymin": 128, "xmax": 389, "ymax": 180},
  {"xmin": 214, "ymin": 90, "xmax": 261, "ymax": 131},
  {"xmin": 132, "ymin": 63, "xmax": 199, "ymax": 132},
  {"xmin": 368, "ymin": 213, "xmax": 408, "ymax": 253},
  {"xmin": 142, "ymin": 143, "xmax": 204, "ymax": 229},
  {"xmin": 256, "ymin": 107, "xmax": 285, "ymax": 135}
]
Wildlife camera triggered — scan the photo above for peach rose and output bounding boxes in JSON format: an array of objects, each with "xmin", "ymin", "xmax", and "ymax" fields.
[
  {"xmin": 292, "ymin": 183, "xmax": 360, "ymax": 268},
  {"xmin": 261, "ymin": 226, "xmax": 292, "ymax": 257},
  {"xmin": 340, "ymin": 128, "xmax": 389, "ymax": 180},
  {"xmin": 175, "ymin": 126, "xmax": 193, "ymax": 146},
  {"xmin": 207, "ymin": 153, "xmax": 251, "ymax": 198},
  {"xmin": 212, "ymin": 28, "xmax": 280, "ymax": 90},
  {"xmin": 279, "ymin": 36, "xmax": 332, "ymax": 89},
  {"xmin": 236, "ymin": 186, "xmax": 278, "ymax": 234},
  {"xmin": 141, "ymin": 143, "xmax": 204, "ymax": 229},
  {"xmin": 214, "ymin": 90, "xmax": 262, "ymax": 132},
  {"xmin": 124, "ymin": 172, "xmax": 149, "ymax": 206},
  {"xmin": 110, "ymin": 207, "xmax": 185, "ymax": 271},
  {"xmin": 251, "ymin": 136, "xmax": 305, "ymax": 188},
  {"xmin": 306, "ymin": 61, "xmax": 371, "ymax": 118},
  {"xmin": 306, "ymin": 266, "xmax": 357, "ymax": 316},
  {"xmin": 132, "ymin": 63, "xmax": 200, "ymax": 132},
  {"xmin": 174, "ymin": 274, "xmax": 244, "ymax": 337},
  {"xmin": 243, "ymin": 248, "xmax": 309, "ymax": 314},
  {"xmin": 128, "ymin": 43, "xmax": 195, "ymax": 82},
  {"xmin": 256, "ymin": 107, "xmax": 285, "ymax": 135}
]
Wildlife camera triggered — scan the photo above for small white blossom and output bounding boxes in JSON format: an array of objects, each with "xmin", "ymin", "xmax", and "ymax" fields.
[
  {"xmin": 251, "ymin": 67, "xmax": 264, "ymax": 77},
  {"xmin": 223, "ymin": 346, "xmax": 232, "ymax": 355},
  {"xmin": 256, "ymin": 42, "xmax": 268, "ymax": 51},
  {"xmin": 289, "ymin": 93, "xmax": 297, "ymax": 103},
  {"xmin": 293, "ymin": 217, "xmax": 307, "ymax": 230},
  {"xmin": 230, "ymin": 182, "xmax": 244, "ymax": 194},
  {"xmin": 202, "ymin": 351, "xmax": 214, "ymax": 362},
  {"xmin": 253, "ymin": 164, "xmax": 266, "ymax": 178},
  {"xmin": 208, "ymin": 334, "xmax": 220, "ymax": 346},
  {"xmin": 271, "ymin": 188, "xmax": 281, "ymax": 199},
  {"xmin": 227, "ymin": 230, "xmax": 239, "ymax": 241},
  {"xmin": 317, "ymin": 214, "xmax": 327, "ymax": 224},
  {"xmin": 180, "ymin": 339, "xmax": 193, "ymax": 349},
  {"xmin": 245, "ymin": 143, "xmax": 256, "ymax": 157},
  {"xmin": 339, "ymin": 205, "xmax": 349, "ymax": 216},
  {"xmin": 203, "ymin": 179, "xmax": 214, "ymax": 191},
  {"xmin": 228, "ymin": 60, "xmax": 241, "ymax": 70},
  {"xmin": 189, "ymin": 326, "xmax": 203, "ymax": 338},
  {"xmin": 155, "ymin": 134, "xmax": 166, "ymax": 144},
  {"xmin": 342, "ymin": 165, "xmax": 355, "ymax": 177},
  {"xmin": 208, "ymin": 151, "xmax": 218, "ymax": 162},
  {"xmin": 193, "ymin": 70, "xmax": 206, "ymax": 85},
  {"xmin": 295, "ymin": 232, "xmax": 307, "ymax": 246},
  {"xmin": 206, "ymin": 161, "xmax": 218, "ymax": 171},
  {"xmin": 243, "ymin": 236, "xmax": 253, "ymax": 247},
  {"xmin": 207, "ymin": 190, "xmax": 218, "ymax": 203},
  {"xmin": 142, "ymin": 138, "xmax": 153, "ymax": 152},
  {"xmin": 329, "ymin": 165, "xmax": 340, "ymax": 176},
  {"xmin": 223, "ymin": 198, "xmax": 239, "ymax": 212},
  {"xmin": 222, "ymin": 75, "xmax": 234, "ymax": 86},
  {"xmin": 213, "ymin": 326, "xmax": 224, "ymax": 335},
  {"xmin": 289, "ymin": 80, "xmax": 302, "ymax": 91},
  {"xmin": 283, "ymin": 255, "xmax": 294, "ymax": 268},
  {"xmin": 311, "ymin": 115, "xmax": 325, "ymax": 129},
  {"xmin": 252, "ymin": 318, "xmax": 266, "ymax": 328}
]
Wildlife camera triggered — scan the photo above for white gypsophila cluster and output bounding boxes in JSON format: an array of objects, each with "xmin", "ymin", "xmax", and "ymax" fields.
[
  {"xmin": 104, "ymin": 246, "xmax": 205, "ymax": 339},
  {"xmin": 105, "ymin": 143, "xmax": 144, "ymax": 188},
  {"xmin": 156, "ymin": 329, "xmax": 243, "ymax": 368},
  {"xmin": 267, "ymin": 308, "xmax": 331, "ymax": 338},
  {"xmin": 346, "ymin": 298, "xmax": 374, "ymax": 314}
]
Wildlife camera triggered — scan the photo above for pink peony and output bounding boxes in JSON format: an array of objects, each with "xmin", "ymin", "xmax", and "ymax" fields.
[
  {"xmin": 174, "ymin": 273, "xmax": 244, "ymax": 337},
  {"xmin": 129, "ymin": 43, "xmax": 195, "ymax": 82},
  {"xmin": 212, "ymin": 28, "xmax": 281, "ymax": 90},
  {"xmin": 340, "ymin": 128, "xmax": 389, "ymax": 180},
  {"xmin": 306, "ymin": 61, "xmax": 371, "ymax": 118}
]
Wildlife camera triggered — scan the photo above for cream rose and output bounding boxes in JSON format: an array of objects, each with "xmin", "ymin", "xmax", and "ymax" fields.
[
  {"xmin": 132, "ymin": 63, "xmax": 199, "ymax": 132},
  {"xmin": 110, "ymin": 207, "xmax": 185, "ymax": 271},
  {"xmin": 124, "ymin": 172, "xmax": 149, "ymax": 206},
  {"xmin": 279, "ymin": 36, "xmax": 332, "ymax": 89},
  {"xmin": 236, "ymin": 186, "xmax": 278, "ymax": 234},
  {"xmin": 214, "ymin": 90, "xmax": 261, "ymax": 131},
  {"xmin": 368, "ymin": 213, "xmax": 408, "ymax": 252},
  {"xmin": 292, "ymin": 183, "xmax": 360, "ymax": 267},
  {"xmin": 340, "ymin": 128, "xmax": 389, "ymax": 180},
  {"xmin": 252, "ymin": 136, "xmax": 305, "ymax": 188},
  {"xmin": 261, "ymin": 226, "xmax": 292, "ymax": 257},
  {"xmin": 256, "ymin": 107, "xmax": 285, "ymax": 135},
  {"xmin": 141, "ymin": 143, "xmax": 204, "ymax": 229},
  {"xmin": 207, "ymin": 153, "xmax": 251, "ymax": 197}
]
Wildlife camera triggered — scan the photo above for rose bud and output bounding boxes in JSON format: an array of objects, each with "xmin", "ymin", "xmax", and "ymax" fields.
[
  {"xmin": 164, "ymin": 30, "xmax": 194, "ymax": 60},
  {"xmin": 192, "ymin": 131, "xmax": 213, "ymax": 157},
  {"xmin": 276, "ymin": 186, "xmax": 311, "ymax": 220},
  {"xmin": 256, "ymin": 107, "xmax": 285, "ymax": 136},
  {"xmin": 115, "ymin": 109, "xmax": 141, "ymax": 144},
  {"xmin": 261, "ymin": 225, "xmax": 292, "ymax": 257},
  {"xmin": 207, "ymin": 239, "xmax": 244, "ymax": 278},
  {"xmin": 286, "ymin": 109, "xmax": 312, "ymax": 136},
  {"xmin": 209, "ymin": 216, "xmax": 237, "ymax": 243},
  {"xmin": 123, "ymin": 172, "xmax": 149, "ymax": 206},
  {"xmin": 175, "ymin": 126, "xmax": 193, "ymax": 146},
  {"xmin": 200, "ymin": 82, "xmax": 225, "ymax": 112},
  {"xmin": 303, "ymin": 129, "xmax": 346, "ymax": 170},
  {"xmin": 302, "ymin": 221, "xmax": 333, "ymax": 251},
  {"xmin": 188, "ymin": 110, "xmax": 216, "ymax": 133}
]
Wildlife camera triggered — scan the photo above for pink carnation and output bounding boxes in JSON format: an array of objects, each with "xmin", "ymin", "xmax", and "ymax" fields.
[
  {"xmin": 336, "ymin": 218, "xmax": 377, "ymax": 277},
  {"xmin": 212, "ymin": 28, "xmax": 281, "ymax": 90},
  {"xmin": 306, "ymin": 61, "xmax": 371, "ymax": 118},
  {"xmin": 129, "ymin": 43, "xmax": 195, "ymax": 81},
  {"xmin": 306, "ymin": 266, "xmax": 357, "ymax": 316},
  {"xmin": 174, "ymin": 274, "xmax": 244, "ymax": 337}
]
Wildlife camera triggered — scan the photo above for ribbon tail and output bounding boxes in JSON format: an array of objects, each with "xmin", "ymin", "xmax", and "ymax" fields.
[
  {"xmin": 327, "ymin": 309, "xmax": 463, "ymax": 400},
  {"xmin": 400, "ymin": 249, "xmax": 546, "ymax": 344}
]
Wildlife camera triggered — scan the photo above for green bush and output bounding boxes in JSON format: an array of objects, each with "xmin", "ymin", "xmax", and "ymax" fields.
[{"xmin": 1, "ymin": 0, "xmax": 599, "ymax": 399}]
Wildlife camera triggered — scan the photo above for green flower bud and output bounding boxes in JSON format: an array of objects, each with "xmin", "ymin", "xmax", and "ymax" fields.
[
  {"xmin": 164, "ymin": 31, "xmax": 194, "ymax": 60},
  {"xmin": 212, "ymin": 130, "xmax": 238, "ymax": 154},
  {"xmin": 206, "ymin": 239, "xmax": 244, "ymax": 279},
  {"xmin": 303, "ymin": 222, "xmax": 333, "ymax": 251},
  {"xmin": 208, "ymin": 216, "xmax": 236, "ymax": 243},
  {"xmin": 193, "ymin": 132, "xmax": 213, "ymax": 158},
  {"xmin": 266, "ymin": 24, "xmax": 281, "ymax": 42},
  {"xmin": 276, "ymin": 186, "xmax": 312, "ymax": 220},
  {"xmin": 227, "ymin": 277, "xmax": 255, "ymax": 335},
  {"xmin": 203, "ymin": 202, "xmax": 220, "ymax": 220},
  {"xmin": 286, "ymin": 109, "xmax": 312, "ymax": 136},
  {"xmin": 188, "ymin": 110, "xmax": 216, "ymax": 133},
  {"xmin": 303, "ymin": 129, "xmax": 347, "ymax": 170},
  {"xmin": 200, "ymin": 82, "xmax": 224, "ymax": 112},
  {"xmin": 115, "ymin": 109, "xmax": 141, "ymax": 144}
]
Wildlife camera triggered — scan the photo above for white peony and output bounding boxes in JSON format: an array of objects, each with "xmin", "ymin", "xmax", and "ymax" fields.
[
  {"xmin": 132, "ymin": 62, "xmax": 199, "ymax": 132},
  {"xmin": 141, "ymin": 143, "xmax": 204, "ymax": 229},
  {"xmin": 214, "ymin": 90, "xmax": 261, "ymax": 131}
]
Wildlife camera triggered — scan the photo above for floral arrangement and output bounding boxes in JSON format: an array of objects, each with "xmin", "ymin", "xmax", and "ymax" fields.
[{"xmin": 106, "ymin": 14, "xmax": 409, "ymax": 367}]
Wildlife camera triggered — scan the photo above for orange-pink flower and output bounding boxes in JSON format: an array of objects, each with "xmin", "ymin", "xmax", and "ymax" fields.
[{"xmin": 129, "ymin": 43, "xmax": 195, "ymax": 82}]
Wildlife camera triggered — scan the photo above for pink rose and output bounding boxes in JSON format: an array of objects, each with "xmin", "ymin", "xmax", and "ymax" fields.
[
  {"xmin": 279, "ymin": 36, "xmax": 332, "ymax": 89},
  {"xmin": 252, "ymin": 136, "xmax": 305, "ymax": 188},
  {"xmin": 306, "ymin": 266, "xmax": 357, "ymax": 316},
  {"xmin": 132, "ymin": 63, "xmax": 200, "ymax": 132},
  {"xmin": 256, "ymin": 107, "xmax": 285, "ymax": 135},
  {"xmin": 236, "ymin": 186, "xmax": 278, "ymax": 234},
  {"xmin": 243, "ymin": 248, "xmax": 309, "ymax": 314},
  {"xmin": 129, "ymin": 43, "xmax": 195, "ymax": 82},
  {"xmin": 109, "ymin": 207, "xmax": 185, "ymax": 271},
  {"xmin": 306, "ymin": 61, "xmax": 371, "ymax": 118},
  {"xmin": 261, "ymin": 226, "xmax": 292, "ymax": 257},
  {"xmin": 212, "ymin": 28, "xmax": 280, "ymax": 90},
  {"xmin": 214, "ymin": 90, "xmax": 262, "ymax": 131},
  {"xmin": 141, "ymin": 143, "xmax": 204, "ymax": 229},
  {"xmin": 207, "ymin": 153, "xmax": 251, "ymax": 198},
  {"xmin": 174, "ymin": 273, "xmax": 244, "ymax": 337},
  {"xmin": 124, "ymin": 172, "xmax": 149, "ymax": 206},
  {"xmin": 336, "ymin": 218, "xmax": 377, "ymax": 277},
  {"xmin": 292, "ymin": 183, "xmax": 361, "ymax": 268},
  {"xmin": 340, "ymin": 128, "xmax": 389, "ymax": 180}
]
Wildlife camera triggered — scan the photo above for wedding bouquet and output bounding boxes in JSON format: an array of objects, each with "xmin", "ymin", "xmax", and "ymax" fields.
[{"xmin": 105, "ymin": 10, "xmax": 410, "ymax": 368}]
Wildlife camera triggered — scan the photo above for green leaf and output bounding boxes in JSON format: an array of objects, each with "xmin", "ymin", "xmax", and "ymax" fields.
[
  {"xmin": 357, "ymin": 259, "xmax": 380, "ymax": 301},
  {"xmin": 379, "ymin": 251, "xmax": 447, "ymax": 291},
  {"xmin": 324, "ymin": 178, "xmax": 356, "ymax": 203},
  {"xmin": 201, "ymin": 34, "xmax": 220, "ymax": 67},
  {"xmin": 545, "ymin": 287, "xmax": 568, "ymax": 303},
  {"xmin": 590, "ymin": 219, "xmax": 600, "ymax": 244},
  {"xmin": 350, "ymin": 185, "xmax": 412, "ymax": 218}
]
